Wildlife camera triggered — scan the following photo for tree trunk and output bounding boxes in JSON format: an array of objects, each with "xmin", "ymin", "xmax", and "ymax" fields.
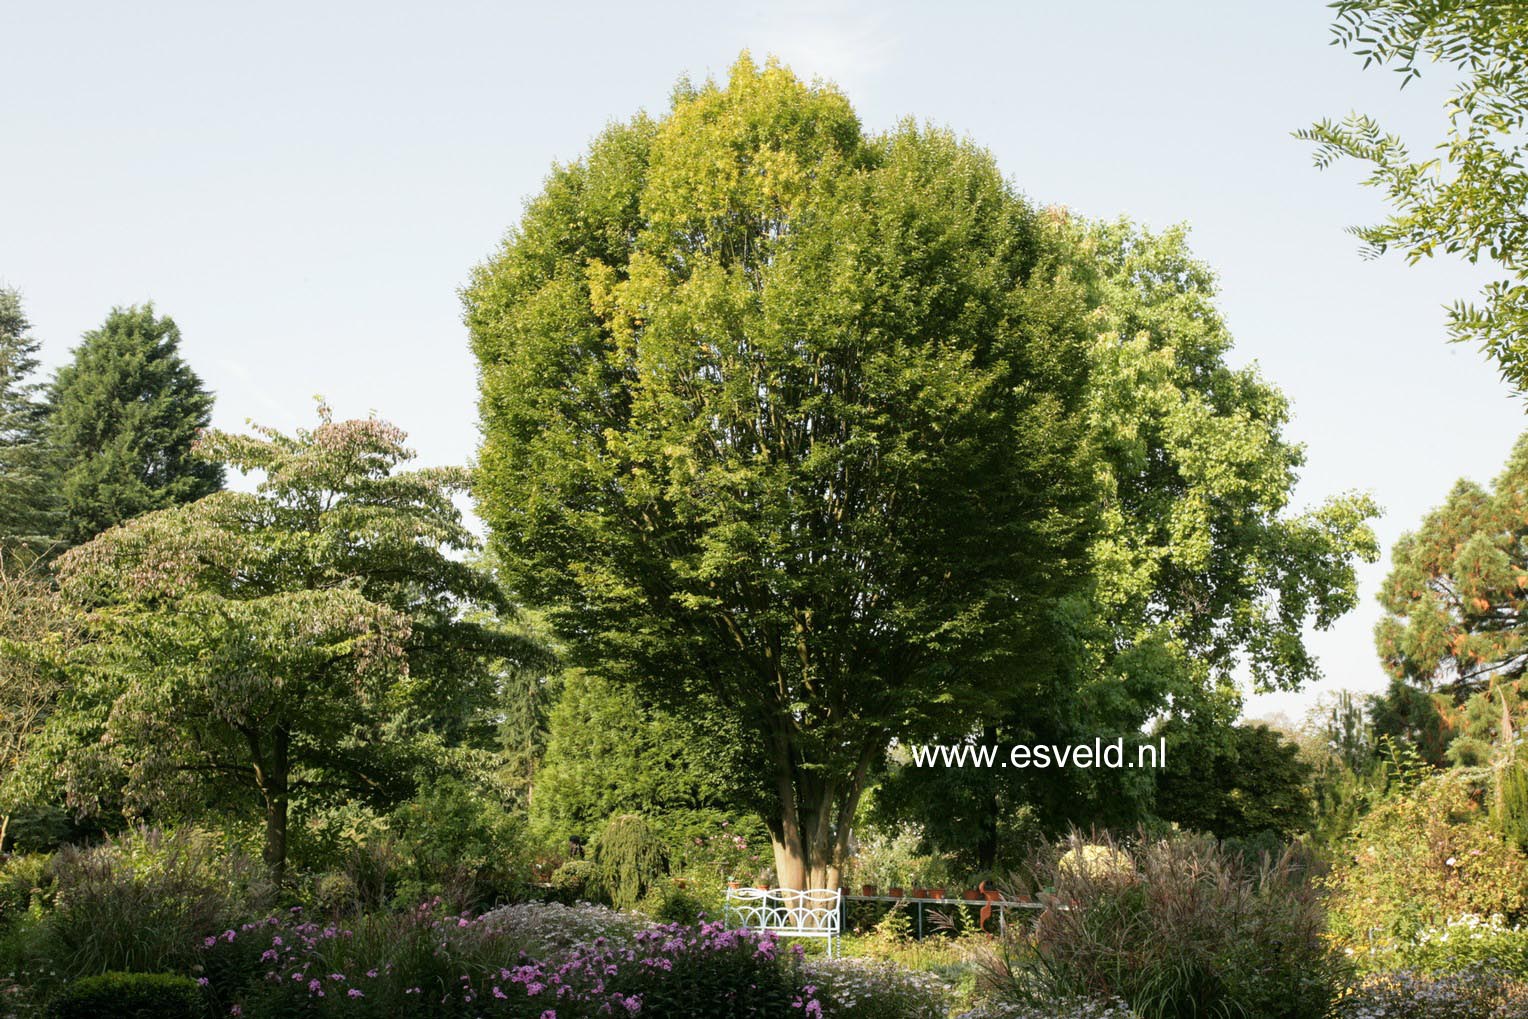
[
  {"xmin": 0, "ymin": 813, "xmax": 9, "ymax": 855},
  {"xmin": 260, "ymin": 727, "xmax": 291, "ymax": 883},
  {"xmin": 977, "ymin": 725, "xmax": 999, "ymax": 871},
  {"xmin": 765, "ymin": 728, "xmax": 875, "ymax": 923}
]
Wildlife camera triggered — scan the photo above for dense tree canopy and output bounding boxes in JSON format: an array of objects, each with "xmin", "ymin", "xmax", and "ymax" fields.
[
  {"xmin": 0, "ymin": 289, "xmax": 59, "ymax": 552},
  {"xmin": 531, "ymin": 669, "xmax": 759, "ymax": 850},
  {"xmin": 1377, "ymin": 431, "xmax": 1528, "ymax": 697},
  {"xmin": 1300, "ymin": 0, "xmax": 1528, "ymax": 388},
  {"xmin": 877, "ymin": 221, "xmax": 1379, "ymax": 861},
  {"xmin": 1154, "ymin": 722, "xmax": 1315, "ymax": 840},
  {"xmin": 49, "ymin": 305, "xmax": 223, "ymax": 545},
  {"xmin": 468, "ymin": 55, "xmax": 1097, "ymax": 888},
  {"xmin": 1373, "ymin": 431, "xmax": 1528, "ymax": 774},
  {"xmin": 0, "ymin": 553, "xmax": 73, "ymax": 852},
  {"xmin": 22, "ymin": 405, "xmax": 542, "ymax": 878}
]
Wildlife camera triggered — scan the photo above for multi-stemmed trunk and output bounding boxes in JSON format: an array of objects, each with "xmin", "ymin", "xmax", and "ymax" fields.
[{"xmin": 764, "ymin": 727, "xmax": 877, "ymax": 906}]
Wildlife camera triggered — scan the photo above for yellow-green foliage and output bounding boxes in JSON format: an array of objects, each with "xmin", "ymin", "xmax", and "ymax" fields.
[
  {"xmin": 1058, "ymin": 843, "xmax": 1134, "ymax": 883},
  {"xmin": 1325, "ymin": 771, "xmax": 1528, "ymax": 947}
]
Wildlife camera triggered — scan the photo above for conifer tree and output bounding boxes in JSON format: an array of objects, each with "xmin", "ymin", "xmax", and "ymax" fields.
[
  {"xmin": 0, "ymin": 289, "xmax": 59, "ymax": 552},
  {"xmin": 49, "ymin": 305, "xmax": 223, "ymax": 544}
]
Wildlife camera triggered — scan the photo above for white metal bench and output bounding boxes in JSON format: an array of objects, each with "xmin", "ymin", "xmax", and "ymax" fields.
[{"xmin": 723, "ymin": 886, "xmax": 841, "ymax": 958}]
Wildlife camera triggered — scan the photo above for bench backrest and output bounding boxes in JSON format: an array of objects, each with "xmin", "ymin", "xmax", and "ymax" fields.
[{"xmin": 723, "ymin": 887, "xmax": 841, "ymax": 940}]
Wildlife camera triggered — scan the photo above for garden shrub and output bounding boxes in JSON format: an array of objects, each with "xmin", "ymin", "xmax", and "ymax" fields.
[
  {"xmin": 1331, "ymin": 969, "xmax": 1528, "ymax": 1019},
  {"xmin": 0, "ymin": 853, "xmax": 52, "ymax": 929},
  {"xmin": 1497, "ymin": 757, "xmax": 1528, "ymax": 852},
  {"xmin": 593, "ymin": 813, "xmax": 667, "ymax": 911},
  {"xmin": 644, "ymin": 881, "xmax": 710, "ymax": 925},
  {"xmin": 1387, "ymin": 913, "xmax": 1528, "ymax": 977},
  {"xmin": 311, "ymin": 870, "xmax": 363, "ymax": 916},
  {"xmin": 386, "ymin": 778, "xmax": 530, "ymax": 911},
  {"xmin": 41, "ymin": 826, "xmax": 268, "ymax": 979},
  {"xmin": 804, "ymin": 956, "xmax": 948, "ymax": 1019},
  {"xmin": 983, "ymin": 831, "xmax": 1345, "ymax": 1019},
  {"xmin": 45, "ymin": 971, "xmax": 202, "ymax": 1019},
  {"xmin": 549, "ymin": 858, "xmax": 596, "ymax": 903},
  {"xmin": 1325, "ymin": 771, "xmax": 1528, "ymax": 946},
  {"xmin": 666, "ymin": 812, "xmax": 772, "ymax": 886}
]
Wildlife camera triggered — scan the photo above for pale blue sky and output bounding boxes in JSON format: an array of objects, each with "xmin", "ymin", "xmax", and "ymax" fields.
[{"xmin": 4, "ymin": 0, "xmax": 1523, "ymax": 722}]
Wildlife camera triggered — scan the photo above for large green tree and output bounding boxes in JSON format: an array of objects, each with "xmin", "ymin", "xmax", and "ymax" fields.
[
  {"xmin": 1376, "ymin": 431, "xmax": 1528, "ymax": 697},
  {"xmin": 1300, "ymin": 0, "xmax": 1528, "ymax": 387},
  {"xmin": 0, "ymin": 289, "xmax": 59, "ymax": 551},
  {"xmin": 1375, "ymin": 431, "xmax": 1528, "ymax": 771},
  {"xmin": 0, "ymin": 553, "xmax": 73, "ymax": 852},
  {"xmin": 468, "ymin": 56, "xmax": 1096, "ymax": 888},
  {"xmin": 49, "ymin": 304, "xmax": 223, "ymax": 545},
  {"xmin": 1153, "ymin": 722, "xmax": 1315, "ymax": 840},
  {"xmin": 25, "ymin": 405, "xmax": 541, "ymax": 878},
  {"xmin": 876, "ymin": 221, "xmax": 1379, "ymax": 865}
]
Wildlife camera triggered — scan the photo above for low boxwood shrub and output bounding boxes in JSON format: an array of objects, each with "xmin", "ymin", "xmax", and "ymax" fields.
[{"xmin": 46, "ymin": 971, "xmax": 202, "ymax": 1019}]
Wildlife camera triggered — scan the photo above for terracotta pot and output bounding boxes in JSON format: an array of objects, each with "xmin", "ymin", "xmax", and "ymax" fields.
[
  {"xmin": 963, "ymin": 888, "xmax": 982, "ymax": 901},
  {"xmin": 1016, "ymin": 892, "xmax": 1031, "ymax": 903},
  {"xmin": 887, "ymin": 886, "xmax": 905, "ymax": 898},
  {"xmin": 911, "ymin": 887, "xmax": 929, "ymax": 899},
  {"xmin": 756, "ymin": 884, "xmax": 770, "ymax": 891},
  {"xmin": 861, "ymin": 884, "xmax": 877, "ymax": 897},
  {"xmin": 931, "ymin": 887, "xmax": 947, "ymax": 900},
  {"xmin": 727, "ymin": 881, "xmax": 741, "ymax": 889}
]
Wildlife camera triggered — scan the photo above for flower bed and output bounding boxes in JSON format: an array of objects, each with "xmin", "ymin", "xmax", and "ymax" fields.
[
  {"xmin": 803, "ymin": 957, "xmax": 948, "ymax": 1019},
  {"xmin": 198, "ymin": 904, "xmax": 812, "ymax": 1018}
]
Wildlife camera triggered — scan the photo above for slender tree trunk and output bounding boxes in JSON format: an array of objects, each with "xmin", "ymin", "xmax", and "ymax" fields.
[
  {"xmin": 259, "ymin": 727, "xmax": 291, "ymax": 883},
  {"xmin": 0, "ymin": 813, "xmax": 9, "ymax": 855},
  {"xmin": 977, "ymin": 724, "xmax": 1000, "ymax": 871}
]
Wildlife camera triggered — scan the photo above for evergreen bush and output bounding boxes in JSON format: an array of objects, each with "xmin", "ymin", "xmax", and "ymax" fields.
[
  {"xmin": 46, "ymin": 971, "xmax": 202, "ymax": 1019},
  {"xmin": 594, "ymin": 814, "xmax": 667, "ymax": 911}
]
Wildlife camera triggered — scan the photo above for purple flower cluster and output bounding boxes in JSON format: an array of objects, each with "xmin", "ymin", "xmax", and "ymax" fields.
[{"xmin": 198, "ymin": 906, "xmax": 820, "ymax": 1018}]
